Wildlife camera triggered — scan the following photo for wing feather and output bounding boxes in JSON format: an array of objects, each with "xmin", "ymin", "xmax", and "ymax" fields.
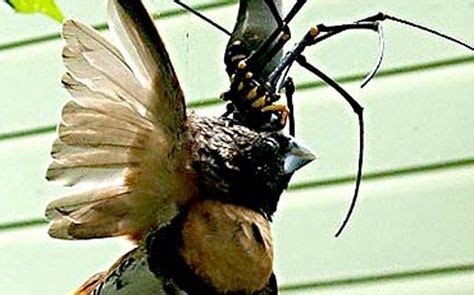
[
  {"xmin": 62, "ymin": 19, "xmax": 124, "ymax": 63},
  {"xmin": 62, "ymin": 40, "xmax": 151, "ymax": 118},
  {"xmin": 61, "ymin": 73, "xmax": 153, "ymax": 130},
  {"xmin": 45, "ymin": 0, "xmax": 195, "ymax": 241},
  {"xmin": 45, "ymin": 185, "xmax": 132, "ymax": 220},
  {"xmin": 58, "ymin": 123, "xmax": 147, "ymax": 147},
  {"xmin": 107, "ymin": 0, "xmax": 186, "ymax": 135},
  {"xmin": 47, "ymin": 186, "xmax": 131, "ymax": 239},
  {"xmin": 61, "ymin": 101, "xmax": 149, "ymax": 132},
  {"xmin": 46, "ymin": 184, "xmax": 179, "ymax": 239}
]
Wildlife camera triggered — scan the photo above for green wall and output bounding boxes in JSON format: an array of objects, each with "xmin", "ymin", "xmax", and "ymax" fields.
[{"xmin": 0, "ymin": 0, "xmax": 473, "ymax": 293}]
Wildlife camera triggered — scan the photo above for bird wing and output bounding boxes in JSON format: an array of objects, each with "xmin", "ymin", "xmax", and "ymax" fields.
[{"xmin": 45, "ymin": 0, "xmax": 197, "ymax": 240}]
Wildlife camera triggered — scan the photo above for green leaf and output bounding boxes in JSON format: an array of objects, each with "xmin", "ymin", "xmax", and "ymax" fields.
[{"xmin": 5, "ymin": 0, "xmax": 65, "ymax": 22}]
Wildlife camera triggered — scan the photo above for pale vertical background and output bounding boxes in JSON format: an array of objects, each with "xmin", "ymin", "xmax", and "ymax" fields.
[{"xmin": 0, "ymin": 0, "xmax": 473, "ymax": 294}]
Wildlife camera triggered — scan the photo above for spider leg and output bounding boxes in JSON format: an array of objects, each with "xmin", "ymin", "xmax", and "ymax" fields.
[
  {"xmin": 357, "ymin": 12, "xmax": 473, "ymax": 51},
  {"xmin": 221, "ymin": 103, "xmax": 236, "ymax": 118},
  {"xmin": 246, "ymin": 0, "xmax": 308, "ymax": 71},
  {"xmin": 270, "ymin": 23, "xmax": 379, "ymax": 86},
  {"xmin": 282, "ymin": 77, "xmax": 296, "ymax": 136},
  {"xmin": 307, "ymin": 13, "xmax": 472, "ymax": 86},
  {"xmin": 262, "ymin": 0, "xmax": 283, "ymax": 26},
  {"xmin": 174, "ymin": 0, "xmax": 231, "ymax": 36},
  {"xmin": 308, "ymin": 13, "xmax": 473, "ymax": 85},
  {"xmin": 296, "ymin": 55, "xmax": 364, "ymax": 238},
  {"xmin": 360, "ymin": 24, "xmax": 385, "ymax": 88}
]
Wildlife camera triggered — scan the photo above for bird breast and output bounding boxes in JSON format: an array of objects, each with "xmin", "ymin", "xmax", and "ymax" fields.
[{"xmin": 180, "ymin": 200, "xmax": 273, "ymax": 293}]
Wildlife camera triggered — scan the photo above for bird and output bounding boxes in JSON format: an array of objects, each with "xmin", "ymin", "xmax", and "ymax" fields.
[{"xmin": 44, "ymin": 0, "xmax": 315, "ymax": 294}]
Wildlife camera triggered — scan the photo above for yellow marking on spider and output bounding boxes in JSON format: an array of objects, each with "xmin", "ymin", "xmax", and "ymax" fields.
[
  {"xmin": 261, "ymin": 104, "xmax": 289, "ymax": 125},
  {"xmin": 246, "ymin": 87, "xmax": 259, "ymax": 100},
  {"xmin": 251, "ymin": 96, "xmax": 267, "ymax": 108},
  {"xmin": 309, "ymin": 27, "xmax": 319, "ymax": 39},
  {"xmin": 261, "ymin": 104, "xmax": 288, "ymax": 113}
]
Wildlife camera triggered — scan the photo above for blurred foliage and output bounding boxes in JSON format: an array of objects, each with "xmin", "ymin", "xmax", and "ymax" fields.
[{"xmin": 5, "ymin": 0, "xmax": 64, "ymax": 22}]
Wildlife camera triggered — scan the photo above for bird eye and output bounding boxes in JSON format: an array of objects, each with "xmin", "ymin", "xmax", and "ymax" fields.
[{"xmin": 263, "ymin": 137, "xmax": 279, "ymax": 151}]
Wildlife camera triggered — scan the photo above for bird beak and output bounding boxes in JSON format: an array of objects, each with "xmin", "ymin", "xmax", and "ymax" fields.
[{"xmin": 284, "ymin": 139, "xmax": 316, "ymax": 175}]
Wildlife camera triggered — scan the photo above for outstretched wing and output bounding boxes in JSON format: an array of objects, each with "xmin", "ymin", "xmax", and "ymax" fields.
[{"xmin": 45, "ymin": 0, "xmax": 197, "ymax": 241}]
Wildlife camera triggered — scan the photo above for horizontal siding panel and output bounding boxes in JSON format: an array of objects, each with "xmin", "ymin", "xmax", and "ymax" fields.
[
  {"xmin": 0, "ymin": 0, "xmax": 105, "ymax": 45},
  {"xmin": 0, "ymin": 6, "xmax": 235, "ymax": 134},
  {"xmin": 273, "ymin": 166, "xmax": 474, "ymax": 285},
  {"xmin": 2, "ymin": 0, "xmax": 472, "ymax": 55},
  {"xmin": 0, "ymin": 0, "xmax": 220, "ymax": 45},
  {"xmin": 0, "ymin": 227, "xmax": 132, "ymax": 295},
  {"xmin": 0, "ymin": 64, "xmax": 472, "ymax": 223},
  {"xmin": 0, "ymin": 133, "xmax": 65, "ymax": 224},
  {"xmin": 281, "ymin": 271, "xmax": 474, "ymax": 295},
  {"xmin": 290, "ymin": 63, "xmax": 474, "ymax": 184},
  {"xmin": 1, "ymin": 0, "xmax": 472, "ymax": 293},
  {"xmin": 287, "ymin": 0, "xmax": 473, "ymax": 78},
  {"xmin": 0, "ymin": 0, "xmax": 472, "ymax": 134},
  {"xmin": 1, "ymin": 165, "xmax": 473, "ymax": 294}
]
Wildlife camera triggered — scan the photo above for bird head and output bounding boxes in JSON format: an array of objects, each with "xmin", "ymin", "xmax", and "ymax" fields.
[
  {"xmin": 192, "ymin": 116, "xmax": 316, "ymax": 219},
  {"xmin": 234, "ymin": 132, "xmax": 315, "ymax": 218}
]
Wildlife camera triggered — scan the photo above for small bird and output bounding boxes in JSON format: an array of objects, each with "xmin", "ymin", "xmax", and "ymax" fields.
[{"xmin": 44, "ymin": 0, "xmax": 315, "ymax": 294}]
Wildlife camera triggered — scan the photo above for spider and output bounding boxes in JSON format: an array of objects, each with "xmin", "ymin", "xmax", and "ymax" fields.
[{"xmin": 174, "ymin": 0, "xmax": 473, "ymax": 237}]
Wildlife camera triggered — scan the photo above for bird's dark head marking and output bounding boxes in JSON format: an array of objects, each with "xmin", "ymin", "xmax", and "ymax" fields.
[
  {"xmin": 192, "ymin": 116, "xmax": 315, "ymax": 219},
  {"xmin": 236, "ymin": 132, "xmax": 315, "ymax": 218}
]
